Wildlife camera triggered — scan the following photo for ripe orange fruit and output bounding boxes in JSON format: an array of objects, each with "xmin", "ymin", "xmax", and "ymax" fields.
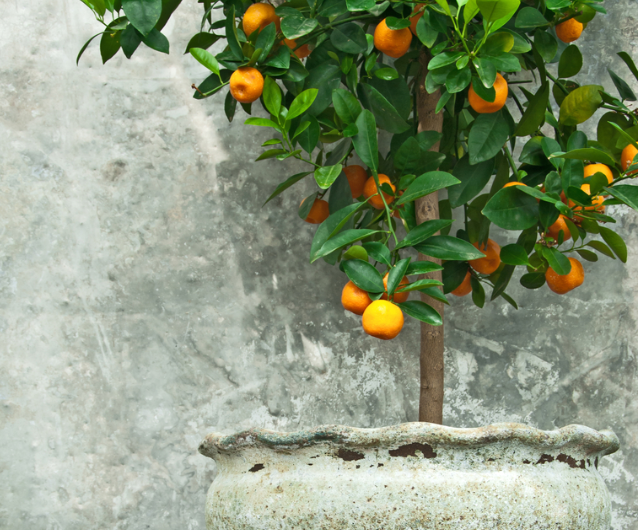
[
  {"xmin": 556, "ymin": 18, "xmax": 583, "ymax": 43},
  {"xmin": 302, "ymin": 198, "xmax": 330, "ymax": 224},
  {"xmin": 284, "ymin": 39, "xmax": 311, "ymax": 59},
  {"xmin": 374, "ymin": 18, "xmax": 413, "ymax": 59},
  {"xmin": 409, "ymin": 6, "xmax": 424, "ymax": 35},
  {"xmin": 503, "ymin": 181, "xmax": 527, "ymax": 188},
  {"xmin": 451, "ymin": 271, "xmax": 472, "ymax": 297},
  {"xmin": 469, "ymin": 238, "xmax": 501, "ymax": 275},
  {"xmin": 229, "ymin": 66, "xmax": 264, "ymax": 103},
  {"xmin": 545, "ymin": 257, "xmax": 584, "ymax": 294},
  {"xmin": 468, "ymin": 73, "xmax": 508, "ymax": 114},
  {"xmin": 341, "ymin": 281, "xmax": 372, "ymax": 315},
  {"xmin": 362, "ymin": 300, "xmax": 404, "ymax": 340},
  {"xmin": 381, "ymin": 273, "xmax": 409, "ymax": 303},
  {"xmin": 343, "ymin": 165, "xmax": 367, "ymax": 198},
  {"xmin": 242, "ymin": 3, "xmax": 280, "ymax": 37},
  {"xmin": 363, "ymin": 174, "xmax": 396, "ymax": 209},
  {"xmin": 547, "ymin": 215, "xmax": 572, "ymax": 242},
  {"xmin": 621, "ymin": 144, "xmax": 638, "ymax": 174},
  {"xmin": 584, "ymin": 163, "xmax": 613, "ymax": 185}
]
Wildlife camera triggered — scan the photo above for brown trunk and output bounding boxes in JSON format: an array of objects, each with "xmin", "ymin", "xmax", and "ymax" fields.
[{"xmin": 416, "ymin": 50, "xmax": 445, "ymax": 425}]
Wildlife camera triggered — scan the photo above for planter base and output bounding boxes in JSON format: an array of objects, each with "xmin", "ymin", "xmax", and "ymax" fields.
[{"xmin": 200, "ymin": 423, "xmax": 619, "ymax": 530}]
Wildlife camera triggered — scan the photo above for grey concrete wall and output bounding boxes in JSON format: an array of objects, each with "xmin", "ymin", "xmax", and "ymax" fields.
[{"xmin": 0, "ymin": 1, "xmax": 636, "ymax": 529}]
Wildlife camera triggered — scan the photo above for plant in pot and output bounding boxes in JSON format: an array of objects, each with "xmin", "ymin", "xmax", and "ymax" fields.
[{"xmin": 77, "ymin": 0, "xmax": 636, "ymax": 527}]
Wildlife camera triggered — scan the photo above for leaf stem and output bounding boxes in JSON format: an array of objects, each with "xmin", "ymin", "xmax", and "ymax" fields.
[{"xmin": 503, "ymin": 144, "xmax": 520, "ymax": 181}]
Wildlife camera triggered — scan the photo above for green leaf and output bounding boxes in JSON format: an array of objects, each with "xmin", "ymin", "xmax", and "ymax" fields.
[
  {"xmin": 352, "ymin": 110, "xmax": 378, "ymax": 173},
  {"xmin": 483, "ymin": 186, "xmax": 539, "ymax": 230},
  {"xmin": 577, "ymin": 249, "xmax": 598, "ymax": 262},
  {"xmin": 397, "ymin": 301, "xmax": 442, "ymax": 326},
  {"xmin": 395, "ymin": 172, "xmax": 460, "ymax": 206},
  {"xmin": 554, "ymin": 148, "xmax": 615, "ymax": 166},
  {"xmin": 520, "ymin": 272, "xmax": 545, "ymax": 289},
  {"xmin": 121, "ymin": 24, "xmax": 143, "ymax": 58},
  {"xmin": 468, "ymin": 112, "xmax": 510, "ymax": 165},
  {"xmin": 256, "ymin": 149, "xmax": 287, "ymax": 161},
  {"xmin": 328, "ymin": 171, "xmax": 353, "ymax": 214},
  {"xmin": 500, "ymin": 244, "xmax": 531, "ymax": 266},
  {"xmin": 618, "ymin": 52, "xmax": 638, "ymax": 83},
  {"xmin": 442, "ymin": 261, "xmax": 469, "ymax": 293},
  {"xmin": 299, "ymin": 192, "xmax": 318, "ymax": 221},
  {"xmin": 396, "ymin": 219, "xmax": 454, "ymax": 249},
  {"xmin": 346, "ymin": 0, "xmax": 375, "ymax": 11},
  {"xmin": 483, "ymin": 52, "xmax": 520, "ymax": 72},
  {"xmin": 385, "ymin": 17, "xmax": 411, "ymax": 30},
  {"xmin": 190, "ymin": 47, "xmax": 220, "ymax": 75},
  {"xmin": 77, "ymin": 32, "xmax": 103, "ymax": 65},
  {"xmin": 558, "ymin": 45, "xmax": 582, "ymax": 78},
  {"xmin": 297, "ymin": 116, "xmax": 320, "ymax": 153},
  {"xmin": 406, "ymin": 261, "xmax": 444, "ymax": 275},
  {"xmin": 482, "ymin": 33, "xmax": 515, "ymax": 55},
  {"xmin": 224, "ymin": 6, "xmax": 243, "ymax": 60},
  {"xmin": 559, "ymin": 85, "xmax": 603, "ymax": 126},
  {"xmin": 515, "ymin": 82, "xmax": 549, "ymax": 136},
  {"xmin": 316, "ymin": 229, "xmax": 380, "ymax": 259},
  {"xmin": 477, "ymin": 0, "xmax": 519, "ymax": 23},
  {"xmin": 470, "ymin": 276, "xmax": 485, "ymax": 308},
  {"xmin": 100, "ymin": 30, "xmax": 121, "ymax": 63},
  {"xmin": 374, "ymin": 67, "xmax": 399, "ymax": 81},
  {"xmin": 587, "ymin": 240, "xmax": 615, "ymax": 259},
  {"xmin": 471, "ymin": 77, "xmax": 496, "ymax": 103},
  {"xmin": 314, "ymin": 164, "xmax": 343, "ymax": 189},
  {"xmin": 245, "ymin": 117, "xmax": 281, "ymax": 130},
  {"xmin": 396, "ymin": 279, "xmax": 444, "ymax": 293},
  {"xmin": 342, "ymin": 259, "xmax": 385, "ymax": 293},
  {"xmin": 606, "ymin": 185, "xmax": 638, "ymax": 211},
  {"xmin": 362, "ymin": 242, "xmax": 392, "ymax": 266},
  {"xmin": 288, "ymin": 89, "xmax": 319, "ymax": 120},
  {"xmin": 533, "ymin": 29, "xmax": 557, "ymax": 62},
  {"xmin": 184, "ymin": 32, "xmax": 219, "ymax": 54},
  {"xmin": 416, "ymin": 17, "xmax": 438, "ymax": 48},
  {"xmin": 473, "ymin": 57, "xmax": 497, "ymax": 88},
  {"xmin": 264, "ymin": 171, "xmax": 312, "ymax": 204},
  {"xmin": 255, "ymin": 23, "xmax": 277, "ymax": 61},
  {"xmin": 387, "ymin": 258, "xmax": 411, "ymax": 296},
  {"xmin": 143, "ymin": 28, "xmax": 169, "ymax": 53},
  {"xmin": 515, "ymin": 7, "xmax": 548, "ymax": 28},
  {"xmin": 608, "ymin": 69, "xmax": 637, "ymax": 102},
  {"xmin": 429, "ymin": 52, "xmax": 465, "ymax": 70},
  {"xmin": 448, "ymin": 156, "xmax": 495, "ymax": 208},
  {"xmin": 265, "ymin": 45, "xmax": 290, "ymax": 69},
  {"xmin": 446, "ymin": 67, "xmax": 472, "ymax": 94},
  {"xmin": 491, "ymin": 264, "xmax": 515, "ymax": 300},
  {"xmin": 599, "ymin": 227, "xmax": 628, "ymax": 262},
  {"xmin": 358, "ymin": 84, "xmax": 410, "ymax": 134},
  {"xmin": 122, "ymin": 0, "xmax": 162, "ymax": 36},
  {"xmin": 415, "ymin": 236, "xmax": 486, "ymax": 260},
  {"xmin": 542, "ymin": 247, "xmax": 571, "ymax": 275},
  {"xmin": 281, "ymin": 14, "xmax": 319, "ymax": 39},
  {"xmin": 262, "ymin": 77, "xmax": 281, "ymax": 116},
  {"xmin": 310, "ymin": 203, "xmax": 366, "ymax": 261},
  {"xmin": 330, "ymin": 22, "xmax": 367, "ymax": 54}
]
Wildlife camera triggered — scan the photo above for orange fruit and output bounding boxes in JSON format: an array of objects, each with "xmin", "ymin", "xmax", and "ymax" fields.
[
  {"xmin": 381, "ymin": 273, "xmax": 409, "ymax": 303},
  {"xmin": 362, "ymin": 300, "xmax": 404, "ymax": 340},
  {"xmin": 374, "ymin": 18, "xmax": 413, "ymax": 59},
  {"xmin": 302, "ymin": 198, "xmax": 330, "ymax": 224},
  {"xmin": 469, "ymin": 238, "xmax": 501, "ymax": 275},
  {"xmin": 229, "ymin": 66, "xmax": 264, "ymax": 103},
  {"xmin": 409, "ymin": 6, "xmax": 424, "ymax": 35},
  {"xmin": 547, "ymin": 215, "xmax": 572, "ymax": 242},
  {"xmin": 242, "ymin": 3, "xmax": 280, "ymax": 37},
  {"xmin": 284, "ymin": 39, "xmax": 311, "ymax": 59},
  {"xmin": 621, "ymin": 144, "xmax": 638, "ymax": 174},
  {"xmin": 556, "ymin": 18, "xmax": 583, "ymax": 43},
  {"xmin": 468, "ymin": 73, "xmax": 508, "ymax": 114},
  {"xmin": 568, "ymin": 184, "xmax": 605, "ymax": 212},
  {"xmin": 503, "ymin": 181, "xmax": 527, "ymax": 188},
  {"xmin": 584, "ymin": 163, "xmax": 613, "ymax": 185},
  {"xmin": 545, "ymin": 257, "xmax": 584, "ymax": 294},
  {"xmin": 363, "ymin": 174, "xmax": 396, "ymax": 209},
  {"xmin": 451, "ymin": 271, "xmax": 472, "ymax": 297},
  {"xmin": 343, "ymin": 165, "xmax": 368, "ymax": 198},
  {"xmin": 341, "ymin": 281, "xmax": 372, "ymax": 315}
]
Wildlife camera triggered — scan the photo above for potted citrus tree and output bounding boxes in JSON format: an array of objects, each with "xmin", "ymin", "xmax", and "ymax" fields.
[{"xmin": 77, "ymin": 0, "xmax": 633, "ymax": 527}]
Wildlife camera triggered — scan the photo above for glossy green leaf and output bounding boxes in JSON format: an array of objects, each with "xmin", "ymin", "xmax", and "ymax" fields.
[
  {"xmin": 396, "ymin": 279, "xmax": 444, "ymax": 293},
  {"xmin": 264, "ymin": 172, "xmax": 312, "ymax": 204},
  {"xmin": 190, "ymin": 47, "xmax": 220, "ymax": 75},
  {"xmin": 542, "ymin": 247, "xmax": 571, "ymax": 275},
  {"xmin": 287, "ymin": 88, "xmax": 319, "ymax": 120},
  {"xmin": 314, "ymin": 164, "xmax": 343, "ymax": 189},
  {"xmin": 520, "ymin": 272, "xmax": 545, "ymax": 289},
  {"xmin": 559, "ymin": 85, "xmax": 603, "ymax": 126},
  {"xmin": 587, "ymin": 240, "xmax": 615, "ymax": 259},
  {"xmin": 255, "ymin": 23, "xmax": 277, "ymax": 61},
  {"xmin": 429, "ymin": 52, "xmax": 465, "ymax": 70},
  {"xmin": 245, "ymin": 117, "xmax": 281, "ymax": 130},
  {"xmin": 577, "ymin": 249, "xmax": 599, "ymax": 262},
  {"xmin": 316, "ymin": 229, "xmax": 380, "ymax": 259},
  {"xmin": 346, "ymin": 0, "xmax": 375, "ymax": 11},
  {"xmin": 599, "ymin": 227, "xmax": 628, "ymax": 262},
  {"xmin": 342, "ymin": 259, "xmax": 385, "ymax": 293},
  {"xmin": 395, "ymin": 172, "xmax": 460, "ymax": 206},
  {"xmin": 405, "ymin": 261, "xmax": 444, "ymax": 275},
  {"xmin": 618, "ymin": 52, "xmax": 638, "ymax": 83},
  {"xmin": 415, "ymin": 236, "xmax": 486, "ymax": 260},
  {"xmin": 121, "ymin": 24, "xmax": 143, "ymax": 58},
  {"xmin": 477, "ymin": 0, "xmax": 519, "ymax": 23},
  {"xmin": 352, "ymin": 110, "xmax": 378, "ymax": 172},
  {"xmin": 143, "ymin": 28, "xmax": 169, "ymax": 53},
  {"xmin": 330, "ymin": 22, "xmax": 367, "ymax": 54},
  {"xmin": 281, "ymin": 14, "xmax": 319, "ymax": 39},
  {"xmin": 558, "ymin": 45, "xmax": 582, "ymax": 78},
  {"xmin": 396, "ymin": 219, "xmax": 454, "ymax": 249},
  {"xmin": 515, "ymin": 82, "xmax": 549, "ymax": 136},
  {"xmin": 608, "ymin": 68, "xmax": 637, "ymax": 101},
  {"xmin": 387, "ymin": 258, "xmax": 411, "ymax": 296},
  {"xmin": 122, "ymin": 0, "xmax": 162, "ymax": 36},
  {"xmin": 606, "ymin": 185, "xmax": 638, "ymax": 211},
  {"xmin": 500, "ymin": 244, "xmax": 531, "ymax": 266},
  {"xmin": 470, "ymin": 276, "xmax": 485, "ymax": 308},
  {"xmin": 448, "ymin": 156, "xmax": 495, "ymax": 208},
  {"xmin": 483, "ymin": 186, "xmax": 539, "ymax": 229},
  {"xmin": 468, "ymin": 112, "xmax": 510, "ymax": 165},
  {"xmin": 363, "ymin": 242, "xmax": 392, "ymax": 266},
  {"xmin": 554, "ymin": 148, "xmax": 616, "ymax": 166},
  {"xmin": 358, "ymin": 84, "xmax": 410, "ymax": 134},
  {"xmin": 296, "ymin": 116, "xmax": 320, "ymax": 153},
  {"xmin": 397, "ymin": 301, "xmax": 442, "ymax": 326},
  {"xmin": 446, "ymin": 67, "xmax": 472, "ymax": 93},
  {"xmin": 533, "ymin": 29, "xmax": 557, "ymax": 62},
  {"xmin": 224, "ymin": 6, "xmax": 243, "ymax": 60},
  {"xmin": 515, "ymin": 7, "xmax": 548, "ymax": 28},
  {"xmin": 332, "ymin": 89, "xmax": 362, "ymax": 125}
]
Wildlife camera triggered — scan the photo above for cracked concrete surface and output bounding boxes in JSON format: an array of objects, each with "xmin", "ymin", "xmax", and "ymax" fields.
[{"xmin": 0, "ymin": 0, "xmax": 636, "ymax": 529}]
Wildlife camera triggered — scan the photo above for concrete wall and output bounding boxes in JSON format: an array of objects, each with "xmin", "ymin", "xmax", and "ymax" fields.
[{"xmin": 0, "ymin": 1, "xmax": 636, "ymax": 528}]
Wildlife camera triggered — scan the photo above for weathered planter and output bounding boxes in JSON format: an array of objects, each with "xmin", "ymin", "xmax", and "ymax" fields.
[{"xmin": 199, "ymin": 423, "xmax": 619, "ymax": 530}]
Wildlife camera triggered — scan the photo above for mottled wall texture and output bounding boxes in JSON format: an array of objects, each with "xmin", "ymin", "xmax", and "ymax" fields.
[{"xmin": 0, "ymin": 1, "xmax": 636, "ymax": 529}]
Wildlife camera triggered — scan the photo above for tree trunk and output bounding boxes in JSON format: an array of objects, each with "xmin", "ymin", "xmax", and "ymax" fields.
[{"xmin": 416, "ymin": 50, "xmax": 445, "ymax": 425}]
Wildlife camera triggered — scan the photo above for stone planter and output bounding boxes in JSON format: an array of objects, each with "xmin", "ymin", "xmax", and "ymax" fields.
[{"xmin": 199, "ymin": 423, "xmax": 619, "ymax": 530}]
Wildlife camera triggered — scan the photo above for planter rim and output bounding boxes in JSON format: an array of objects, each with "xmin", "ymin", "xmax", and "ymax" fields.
[{"xmin": 199, "ymin": 422, "xmax": 619, "ymax": 458}]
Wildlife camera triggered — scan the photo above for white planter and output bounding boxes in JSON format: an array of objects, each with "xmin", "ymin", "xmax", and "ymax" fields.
[{"xmin": 199, "ymin": 423, "xmax": 619, "ymax": 530}]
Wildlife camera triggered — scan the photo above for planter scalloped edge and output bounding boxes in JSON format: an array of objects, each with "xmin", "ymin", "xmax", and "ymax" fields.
[{"xmin": 200, "ymin": 422, "xmax": 620, "ymax": 530}]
